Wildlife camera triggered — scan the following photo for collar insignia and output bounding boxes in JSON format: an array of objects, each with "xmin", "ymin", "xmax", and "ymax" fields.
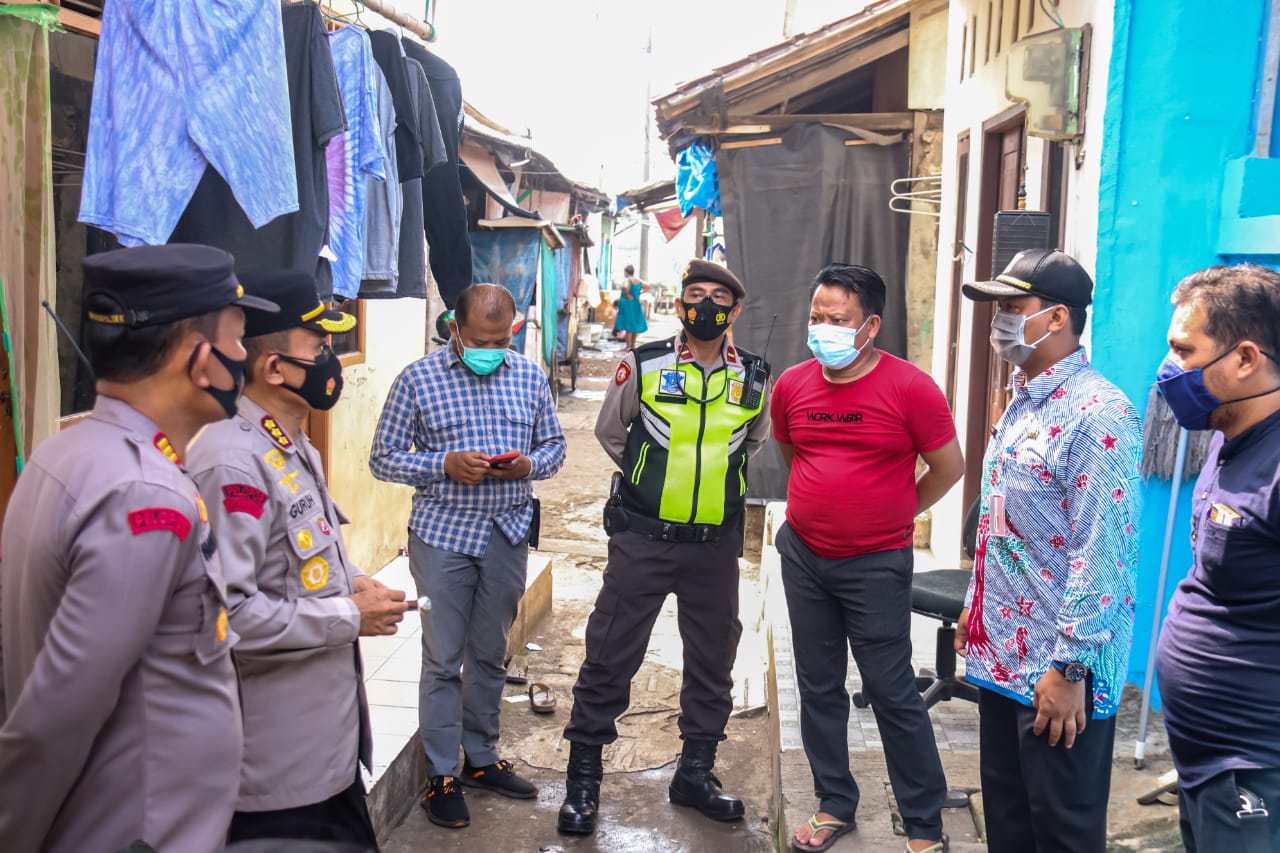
[{"xmin": 261, "ymin": 416, "xmax": 293, "ymax": 449}]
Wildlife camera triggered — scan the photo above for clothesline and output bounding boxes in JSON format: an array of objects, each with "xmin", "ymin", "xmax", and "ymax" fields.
[{"xmin": 310, "ymin": 0, "xmax": 436, "ymax": 43}]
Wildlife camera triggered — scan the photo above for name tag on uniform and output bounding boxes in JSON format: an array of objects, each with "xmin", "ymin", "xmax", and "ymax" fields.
[
  {"xmin": 659, "ymin": 369, "xmax": 685, "ymax": 396},
  {"xmin": 989, "ymin": 494, "xmax": 1009, "ymax": 537},
  {"xmin": 1207, "ymin": 502, "xmax": 1242, "ymax": 527},
  {"xmin": 727, "ymin": 379, "xmax": 744, "ymax": 405}
]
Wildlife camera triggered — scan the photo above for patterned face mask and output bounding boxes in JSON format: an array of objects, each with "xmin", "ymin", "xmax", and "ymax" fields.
[{"xmin": 680, "ymin": 297, "xmax": 732, "ymax": 341}]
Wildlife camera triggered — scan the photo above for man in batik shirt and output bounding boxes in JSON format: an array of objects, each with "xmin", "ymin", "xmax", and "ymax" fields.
[{"xmin": 956, "ymin": 250, "xmax": 1142, "ymax": 853}]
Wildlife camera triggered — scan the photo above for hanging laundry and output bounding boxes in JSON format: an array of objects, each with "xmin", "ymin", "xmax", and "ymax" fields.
[
  {"xmin": 675, "ymin": 142, "xmax": 721, "ymax": 217},
  {"xmin": 81, "ymin": 0, "xmax": 298, "ymax": 247},
  {"xmin": 367, "ymin": 30, "xmax": 423, "ymax": 183},
  {"xmin": 360, "ymin": 64, "xmax": 402, "ymax": 295},
  {"xmin": 326, "ymin": 25, "xmax": 387, "ymax": 301},
  {"xmin": 168, "ymin": 1, "xmax": 346, "ymax": 298},
  {"xmin": 402, "ymin": 39, "xmax": 473, "ymax": 308},
  {"xmin": 653, "ymin": 207, "xmax": 694, "ymax": 242},
  {"xmin": 471, "ymin": 229, "xmax": 540, "ymax": 352}
]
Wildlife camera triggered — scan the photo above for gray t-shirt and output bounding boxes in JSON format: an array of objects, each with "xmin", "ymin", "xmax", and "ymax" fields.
[{"xmin": 359, "ymin": 64, "xmax": 400, "ymax": 291}]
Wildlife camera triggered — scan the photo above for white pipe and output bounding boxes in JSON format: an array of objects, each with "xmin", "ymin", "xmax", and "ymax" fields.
[{"xmin": 1134, "ymin": 426, "xmax": 1189, "ymax": 768}]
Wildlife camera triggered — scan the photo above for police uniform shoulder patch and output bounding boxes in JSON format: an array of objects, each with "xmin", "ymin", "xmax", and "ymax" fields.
[
  {"xmin": 614, "ymin": 362, "xmax": 632, "ymax": 385},
  {"xmin": 222, "ymin": 483, "xmax": 268, "ymax": 518},
  {"xmin": 261, "ymin": 416, "xmax": 293, "ymax": 449},
  {"xmin": 128, "ymin": 507, "xmax": 192, "ymax": 542}
]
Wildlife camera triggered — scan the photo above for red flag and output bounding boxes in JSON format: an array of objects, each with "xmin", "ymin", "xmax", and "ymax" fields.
[{"xmin": 653, "ymin": 207, "xmax": 693, "ymax": 242}]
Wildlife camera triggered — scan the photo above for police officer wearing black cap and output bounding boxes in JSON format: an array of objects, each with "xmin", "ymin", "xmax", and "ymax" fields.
[
  {"xmin": 0, "ymin": 244, "xmax": 278, "ymax": 853},
  {"xmin": 558, "ymin": 259, "xmax": 772, "ymax": 835},
  {"xmin": 187, "ymin": 271, "xmax": 410, "ymax": 848}
]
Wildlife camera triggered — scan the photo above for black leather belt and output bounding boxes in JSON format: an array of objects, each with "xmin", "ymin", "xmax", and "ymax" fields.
[{"xmin": 624, "ymin": 510, "xmax": 736, "ymax": 544}]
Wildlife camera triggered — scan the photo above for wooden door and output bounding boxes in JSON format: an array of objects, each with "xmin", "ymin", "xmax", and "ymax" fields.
[{"xmin": 961, "ymin": 108, "xmax": 1026, "ymax": 519}]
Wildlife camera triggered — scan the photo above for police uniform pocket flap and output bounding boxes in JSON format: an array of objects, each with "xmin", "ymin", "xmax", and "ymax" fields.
[{"xmin": 286, "ymin": 510, "xmax": 339, "ymax": 562}]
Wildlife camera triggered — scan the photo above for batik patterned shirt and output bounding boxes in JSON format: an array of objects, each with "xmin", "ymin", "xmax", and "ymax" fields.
[{"xmin": 963, "ymin": 348, "xmax": 1143, "ymax": 717}]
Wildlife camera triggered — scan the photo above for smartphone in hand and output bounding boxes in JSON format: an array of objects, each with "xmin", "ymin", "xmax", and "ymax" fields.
[{"xmin": 487, "ymin": 450, "xmax": 520, "ymax": 467}]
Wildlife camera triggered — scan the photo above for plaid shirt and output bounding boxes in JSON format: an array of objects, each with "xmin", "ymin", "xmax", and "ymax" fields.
[
  {"xmin": 369, "ymin": 345, "xmax": 566, "ymax": 558},
  {"xmin": 963, "ymin": 348, "xmax": 1143, "ymax": 717}
]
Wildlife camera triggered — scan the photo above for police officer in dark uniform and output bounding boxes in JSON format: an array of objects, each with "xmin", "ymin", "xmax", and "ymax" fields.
[
  {"xmin": 0, "ymin": 245, "xmax": 278, "ymax": 853},
  {"xmin": 558, "ymin": 259, "xmax": 772, "ymax": 835}
]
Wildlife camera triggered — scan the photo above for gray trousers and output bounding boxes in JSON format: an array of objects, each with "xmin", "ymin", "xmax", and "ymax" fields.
[
  {"xmin": 408, "ymin": 527, "xmax": 527, "ymax": 779},
  {"xmin": 776, "ymin": 522, "xmax": 946, "ymax": 839}
]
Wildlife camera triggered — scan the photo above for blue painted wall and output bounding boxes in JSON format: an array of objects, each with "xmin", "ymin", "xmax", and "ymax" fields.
[{"xmin": 1094, "ymin": 1, "xmax": 1273, "ymax": 707}]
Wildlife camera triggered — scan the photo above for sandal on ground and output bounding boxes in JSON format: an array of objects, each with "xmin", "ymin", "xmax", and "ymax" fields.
[
  {"xmin": 504, "ymin": 656, "xmax": 529, "ymax": 684},
  {"xmin": 906, "ymin": 833, "xmax": 949, "ymax": 853},
  {"xmin": 792, "ymin": 814, "xmax": 855, "ymax": 852},
  {"xmin": 529, "ymin": 682, "xmax": 557, "ymax": 714}
]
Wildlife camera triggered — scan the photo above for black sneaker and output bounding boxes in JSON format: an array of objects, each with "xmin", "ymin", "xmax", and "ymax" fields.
[
  {"xmin": 460, "ymin": 758, "xmax": 538, "ymax": 799},
  {"xmin": 422, "ymin": 775, "xmax": 470, "ymax": 828}
]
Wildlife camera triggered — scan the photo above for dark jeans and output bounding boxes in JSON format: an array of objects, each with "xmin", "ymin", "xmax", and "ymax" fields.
[
  {"xmin": 776, "ymin": 523, "xmax": 946, "ymax": 840},
  {"xmin": 1180, "ymin": 767, "xmax": 1280, "ymax": 852},
  {"xmin": 565, "ymin": 524, "xmax": 743, "ymax": 746},
  {"xmin": 978, "ymin": 686, "xmax": 1116, "ymax": 853},
  {"xmin": 226, "ymin": 770, "xmax": 378, "ymax": 850}
]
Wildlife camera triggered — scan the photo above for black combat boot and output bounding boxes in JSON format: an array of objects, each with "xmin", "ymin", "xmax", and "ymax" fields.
[
  {"xmin": 668, "ymin": 739, "xmax": 745, "ymax": 822},
  {"xmin": 558, "ymin": 742, "xmax": 603, "ymax": 835}
]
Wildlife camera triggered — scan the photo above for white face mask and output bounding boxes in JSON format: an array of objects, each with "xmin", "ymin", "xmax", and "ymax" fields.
[{"xmin": 990, "ymin": 305, "xmax": 1054, "ymax": 366}]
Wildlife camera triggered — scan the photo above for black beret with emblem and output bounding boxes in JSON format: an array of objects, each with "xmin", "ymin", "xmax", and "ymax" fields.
[
  {"xmin": 681, "ymin": 259, "xmax": 746, "ymax": 300},
  {"xmin": 239, "ymin": 270, "xmax": 357, "ymax": 337},
  {"xmin": 82, "ymin": 244, "xmax": 279, "ymax": 328}
]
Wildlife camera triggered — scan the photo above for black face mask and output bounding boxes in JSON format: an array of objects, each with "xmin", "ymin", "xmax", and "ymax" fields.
[
  {"xmin": 190, "ymin": 343, "xmax": 246, "ymax": 419},
  {"xmin": 679, "ymin": 297, "xmax": 734, "ymax": 341},
  {"xmin": 277, "ymin": 344, "xmax": 344, "ymax": 411}
]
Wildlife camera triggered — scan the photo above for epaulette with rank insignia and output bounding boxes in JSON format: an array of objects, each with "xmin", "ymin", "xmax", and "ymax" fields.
[
  {"xmin": 153, "ymin": 432, "xmax": 181, "ymax": 465},
  {"xmin": 261, "ymin": 416, "xmax": 293, "ymax": 449}
]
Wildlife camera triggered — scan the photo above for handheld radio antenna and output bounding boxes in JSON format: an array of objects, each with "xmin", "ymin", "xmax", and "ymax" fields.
[
  {"xmin": 760, "ymin": 314, "xmax": 778, "ymax": 360},
  {"xmin": 42, "ymin": 300, "xmax": 95, "ymax": 381}
]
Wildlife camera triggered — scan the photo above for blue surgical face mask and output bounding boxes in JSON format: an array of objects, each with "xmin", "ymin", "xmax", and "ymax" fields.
[
  {"xmin": 458, "ymin": 342, "xmax": 507, "ymax": 376},
  {"xmin": 807, "ymin": 318, "xmax": 871, "ymax": 370}
]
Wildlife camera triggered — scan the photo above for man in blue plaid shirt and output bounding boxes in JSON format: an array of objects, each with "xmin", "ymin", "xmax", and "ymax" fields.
[{"xmin": 369, "ymin": 284, "xmax": 566, "ymax": 830}]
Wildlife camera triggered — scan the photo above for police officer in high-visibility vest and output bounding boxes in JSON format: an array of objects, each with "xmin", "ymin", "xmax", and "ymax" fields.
[{"xmin": 558, "ymin": 259, "xmax": 772, "ymax": 835}]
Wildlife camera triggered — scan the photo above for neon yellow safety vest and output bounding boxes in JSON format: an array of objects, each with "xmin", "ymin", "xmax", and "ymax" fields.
[{"xmin": 620, "ymin": 337, "xmax": 765, "ymax": 525}]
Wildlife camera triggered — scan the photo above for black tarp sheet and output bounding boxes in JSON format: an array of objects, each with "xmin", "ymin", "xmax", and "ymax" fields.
[{"xmin": 718, "ymin": 122, "xmax": 910, "ymax": 502}]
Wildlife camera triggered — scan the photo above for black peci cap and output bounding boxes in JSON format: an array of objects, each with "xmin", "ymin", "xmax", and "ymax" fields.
[
  {"xmin": 239, "ymin": 270, "xmax": 356, "ymax": 337},
  {"xmin": 82, "ymin": 244, "xmax": 279, "ymax": 328},
  {"xmin": 962, "ymin": 248, "xmax": 1094, "ymax": 307},
  {"xmin": 681, "ymin": 259, "xmax": 746, "ymax": 300}
]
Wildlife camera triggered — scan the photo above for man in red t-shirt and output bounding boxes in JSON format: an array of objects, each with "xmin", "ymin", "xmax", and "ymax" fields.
[{"xmin": 773, "ymin": 263, "xmax": 964, "ymax": 853}]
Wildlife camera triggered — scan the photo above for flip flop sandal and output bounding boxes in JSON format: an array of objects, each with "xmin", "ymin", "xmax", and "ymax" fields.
[
  {"xmin": 529, "ymin": 682, "xmax": 557, "ymax": 714},
  {"xmin": 792, "ymin": 814, "xmax": 855, "ymax": 852},
  {"xmin": 906, "ymin": 834, "xmax": 949, "ymax": 853},
  {"xmin": 504, "ymin": 656, "xmax": 529, "ymax": 685}
]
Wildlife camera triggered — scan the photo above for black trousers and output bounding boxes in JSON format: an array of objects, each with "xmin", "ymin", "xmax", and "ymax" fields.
[
  {"xmin": 776, "ymin": 524, "xmax": 946, "ymax": 839},
  {"xmin": 226, "ymin": 771, "xmax": 378, "ymax": 851},
  {"xmin": 564, "ymin": 524, "xmax": 743, "ymax": 745},
  {"xmin": 978, "ymin": 686, "xmax": 1116, "ymax": 853},
  {"xmin": 1179, "ymin": 767, "xmax": 1280, "ymax": 852}
]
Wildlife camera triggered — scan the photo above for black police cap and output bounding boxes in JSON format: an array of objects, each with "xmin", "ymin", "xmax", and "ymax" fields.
[
  {"xmin": 681, "ymin": 259, "xmax": 746, "ymax": 300},
  {"xmin": 83, "ymin": 244, "xmax": 279, "ymax": 328},
  {"xmin": 239, "ymin": 270, "xmax": 356, "ymax": 337}
]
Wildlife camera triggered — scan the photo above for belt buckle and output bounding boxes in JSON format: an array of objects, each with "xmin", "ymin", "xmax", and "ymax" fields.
[{"xmin": 1237, "ymin": 790, "xmax": 1269, "ymax": 819}]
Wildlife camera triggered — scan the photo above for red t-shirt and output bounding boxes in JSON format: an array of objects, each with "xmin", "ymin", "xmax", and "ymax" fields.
[{"xmin": 771, "ymin": 353, "xmax": 956, "ymax": 559}]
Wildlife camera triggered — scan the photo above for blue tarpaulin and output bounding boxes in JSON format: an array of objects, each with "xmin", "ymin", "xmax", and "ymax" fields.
[
  {"xmin": 675, "ymin": 143, "xmax": 721, "ymax": 216},
  {"xmin": 554, "ymin": 242, "xmax": 574, "ymax": 361},
  {"xmin": 470, "ymin": 229, "xmax": 541, "ymax": 352}
]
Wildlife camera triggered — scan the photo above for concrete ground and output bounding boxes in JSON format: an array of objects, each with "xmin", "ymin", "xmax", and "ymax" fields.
[{"xmin": 377, "ymin": 313, "xmax": 1184, "ymax": 852}]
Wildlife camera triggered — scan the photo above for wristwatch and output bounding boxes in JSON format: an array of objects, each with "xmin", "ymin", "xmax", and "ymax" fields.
[{"xmin": 1052, "ymin": 660, "xmax": 1088, "ymax": 682}]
